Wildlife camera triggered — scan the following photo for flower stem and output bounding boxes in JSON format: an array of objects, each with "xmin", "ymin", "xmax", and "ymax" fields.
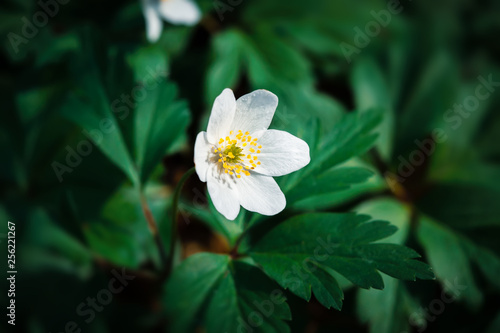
[
  {"xmin": 140, "ymin": 193, "xmax": 168, "ymax": 273},
  {"xmin": 166, "ymin": 167, "xmax": 196, "ymax": 275}
]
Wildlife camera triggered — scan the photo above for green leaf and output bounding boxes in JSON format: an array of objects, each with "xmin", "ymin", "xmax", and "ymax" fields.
[
  {"xmin": 21, "ymin": 209, "xmax": 93, "ymax": 279},
  {"xmin": 282, "ymin": 109, "xmax": 382, "ymax": 207},
  {"xmin": 291, "ymin": 159, "xmax": 387, "ymax": 211},
  {"xmin": 76, "ymin": 181, "xmax": 170, "ymax": 269},
  {"xmin": 354, "ymin": 198, "xmax": 411, "ymax": 245},
  {"xmin": 287, "ymin": 166, "xmax": 373, "ymax": 204},
  {"xmin": 179, "ymin": 190, "xmax": 245, "ymax": 246},
  {"xmin": 127, "ymin": 45, "xmax": 168, "ymax": 82},
  {"xmin": 416, "ymin": 215, "xmax": 483, "ymax": 307},
  {"xmin": 128, "ymin": 47, "xmax": 191, "ymax": 183},
  {"xmin": 351, "ymin": 57, "xmax": 394, "ymax": 160},
  {"xmin": 133, "ymin": 81, "xmax": 190, "ymax": 183},
  {"xmin": 307, "ymin": 109, "xmax": 382, "ymax": 175},
  {"xmin": 394, "ymin": 51, "xmax": 460, "ymax": 156},
  {"xmin": 355, "ymin": 199, "xmax": 419, "ymax": 333},
  {"xmin": 164, "ymin": 253, "xmax": 291, "ymax": 333},
  {"xmin": 61, "ymin": 92, "xmax": 139, "ymax": 185},
  {"xmin": 244, "ymin": 26, "xmax": 313, "ymax": 88},
  {"xmin": 205, "ymin": 30, "xmax": 245, "ymax": 104},
  {"xmin": 60, "ymin": 40, "xmax": 140, "ymax": 185},
  {"xmin": 357, "ymin": 275, "xmax": 416, "ymax": 333},
  {"xmin": 248, "ymin": 213, "xmax": 433, "ymax": 310}
]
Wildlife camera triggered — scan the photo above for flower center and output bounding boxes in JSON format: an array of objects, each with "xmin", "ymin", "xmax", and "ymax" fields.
[{"xmin": 212, "ymin": 130, "xmax": 262, "ymax": 178}]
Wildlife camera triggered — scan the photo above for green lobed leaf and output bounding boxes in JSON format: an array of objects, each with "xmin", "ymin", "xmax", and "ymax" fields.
[
  {"xmin": 248, "ymin": 213, "xmax": 434, "ymax": 310},
  {"xmin": 164, "ymin": 253, "xmax": 291, "ymax": 333}
]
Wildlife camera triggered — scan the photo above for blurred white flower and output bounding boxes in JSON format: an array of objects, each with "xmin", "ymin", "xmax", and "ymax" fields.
[
  {"xmin": 194, "ymin": 88, "xmax": 310, "ymax": 220},
  {"xmin": 141, "ymin": 0, "xmax": 201, "ymax": 42}
]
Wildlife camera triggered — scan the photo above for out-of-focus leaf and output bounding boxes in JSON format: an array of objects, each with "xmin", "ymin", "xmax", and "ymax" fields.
[
  {"xmin": 248, "ymin": 213, "xmax": 434, "ymax": 310},
  {"xmin": 308, "ymin": 109, "xmax": 382, "ymax": 174},
  {"xmin": 354, "ymin": 198, "xmax": 411, "ymax": 244},
  {"xmin": 351, "ymin": 57, "xmax": 393, "ymax": 159},
  {"xmin": 355, "ymin": 199, "xmax": 415, "ymax": 333},
  {"xmin": 357, "ymin": 275, "xmax": 414, "ymax": 333},
  {"xmin": 61, "ymin": 92, "xmax": 139, "ymax": 185},
  {"xmin": 61, "ymin": 42, "xmax": 140, "ymax": 185},
  {"xmin": 133, "ymin": 81, "xmax": 190, "ymax": 183},
  {"xmin": 394, "ymin": 51, "xmax": 460, "ymax": 156},
  {"xmin": 283, "ymin": 109, "xmax": 382, "ymax": 201},
  {"xmin": 22, "ymin": 209, "xmax": 93, "ymax": 279},
  {"xmin": 179, "ymin": 190, "xmax": 244, "ymax": 246},
  {"xmin": 287, "ymin": 167, "xmax": 373, "ymax": 204},
  {"xmin": 164, "ymin": 253, "xmax": 291, "ymax": 333},
  {"xmin": 486, "ymin": 311, "xmax": 500, "ymax": 333},
  {"xmin": 84, "ymin": 221, "xmax": 141, "ymax": 269},
  {"xmin": 205, "ymin": 29, "xmax": 244, "ymax": 104},
  {"xmin": 74, "ymin": 181, "xmax": 171, "ymax": 270},
  {"xmin": 417, "ymin": 215, "xmax": 483, "ymax": 307},
  {"xmin": 127, "ymin": 46, "xmax": 168, "ymax": 82},
  {"xmin": 291, "ymin": 157, "xmax": 387, "ymax": 211},
  {"xmin": 128, "ymin": 46, "xmax": 191, "ymax": 183}
]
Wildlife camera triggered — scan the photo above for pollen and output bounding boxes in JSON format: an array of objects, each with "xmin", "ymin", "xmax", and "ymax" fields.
[{"xmin": 213, "ymin": 130, "xmax": 263, "ymax": 179}]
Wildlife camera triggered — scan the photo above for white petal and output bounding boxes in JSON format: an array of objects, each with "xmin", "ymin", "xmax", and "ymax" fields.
[
  {"xmin": 235, "ymin": 173, "xmax": 286, "ymax": 216},
  {"xmin": 158, "ymin": 0, "xmax": 201, "ymax": 26},
  {"xmin": 142, "ymin": 0, "xmax": 163, "ymax": 42},
  {"xmin": 230, "ymin": 90, "xmax": 278, "ymax": 136},
  {"xmin": 206, "ymin": 164, "xmax": 240, "ymax": 220},
  {"xmin": 252, "ymin": 130, "xmax": 310, "ymax": 177},
  {"xmin": 206, "ymin": 88, "xmax": 236, "ymax": 143},
  {"xmin": 194, "ymin": 131, "xmax": 213, "ymax": 182}
]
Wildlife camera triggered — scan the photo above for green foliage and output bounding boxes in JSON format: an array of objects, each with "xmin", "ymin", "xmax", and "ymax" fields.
[
  {"xmin": 2, "ymin": 0, "xmax": 500, "ymax": 332},
  {"xmin": 248, "ymin": 213, "xmax": 433, "ymax": 310},
  {"xmin": 164, "ymin": 253, "xmax": 291, "ymax": 333}
]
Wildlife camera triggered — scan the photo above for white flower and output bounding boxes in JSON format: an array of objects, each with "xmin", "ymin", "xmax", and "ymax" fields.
[
  {"xmin": 194, "ymin": 89, "xmax": 310, "ymax": 220},
  {"xmin": 141, "ymin": 0, "xmax": 201, "ymax": 43}
]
